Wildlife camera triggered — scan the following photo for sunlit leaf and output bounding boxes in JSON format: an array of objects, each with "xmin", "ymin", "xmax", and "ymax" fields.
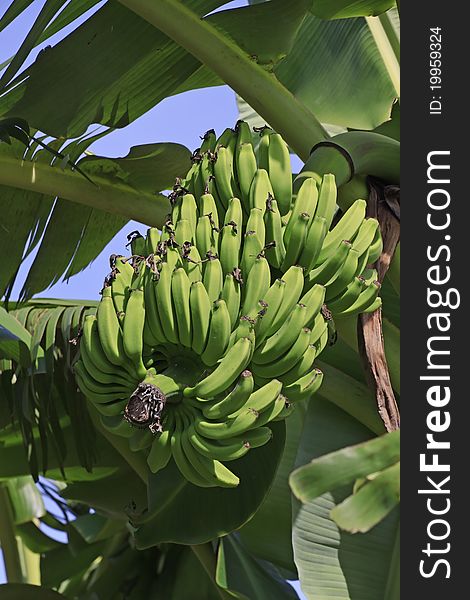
[
  {"xmin": 331, "ymin": 461, "xmax": 400, "ymax": 533},
  {"xmin": 5, "ymin": 475, "xmax": 45, "ymax": 524},
  {"xmin": 290, "ymin": 430, "xmax": 400, "ymax": 502}
]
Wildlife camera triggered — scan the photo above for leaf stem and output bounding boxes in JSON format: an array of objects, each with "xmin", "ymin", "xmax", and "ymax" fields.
[
  {"xmin": 366, "ymin": 15, "xmax": 400, "ymax": 98},
  {"xmin": 117, "ymin": 0, "xmax": 328, "ymax": 160},
  {"xmin": 0, "ymin": 154, "xmax": 169, "ymax": 227},
  {"xmin": 0, "ymin": 484, "xmax": 24, "ymax": 583}
]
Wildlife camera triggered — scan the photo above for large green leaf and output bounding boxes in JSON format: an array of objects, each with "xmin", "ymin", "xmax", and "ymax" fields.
[
  {"xmin": 0, "ymin": 137, "xmax": 190, "ymax": 299},
  {"xmin": 216, "ymin": 534, "xmax": 299, "ymax": 599},
  {"xmin": 208, "ymin": 0, "xmax": 308, "ymax": 67},
  {"xmin": 0, "ymin": 0, "xmax": 68, "ymax": 91},
  {"xmin": 309, "ymin": 0, "xmax": 395, "ymax": 19},
  {"xmin": 0, "ymin": 306, "xmax": 35, "ymax": 366},
  {"xmin": 239, "ymin": 405, "xmax": 306, "ymax": 574},
  {"xmin": 168, "ymin": 548, "xmax": 221, "ymax": 600},
  {"xmin": 134, "ymin": 421, "xmax": 286, "ymax": 547},
  {"xmin": 0, "ymin": 1, "xmax": 224, "ymax": 137},
  {"xmin": 63, "ymin": 466, "xmax": 148, "ymax": 521},
  {"xmin": 291, "ymin": 399, "xmax": 399, "ymax": 599},
  {"xmin": 41, "ymin": 540, "xmax": 106, "ymax": 588},
  {"xmin": 0, "ymin": 2, "xmax": 35, "ymax": 34},
  {"xmin": 275, "ymin": 14, "xmax": 396, "ymax": 129},
  {"xmin": 0, "ymin": 584, "xmax": 65, "ymax": 599}
]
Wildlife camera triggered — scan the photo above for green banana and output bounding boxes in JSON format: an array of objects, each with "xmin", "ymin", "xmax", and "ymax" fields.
[
  {"xmin": 201, "ymin": 299, "xmax": 231, "ymax": 367},
  {"xmin": 230, "ymin": 315, "xmax": 256, "ymax": 353},
  {"xmin": 74, "ymin": 360, "xmax": 133, "ymax": 397},
  {"xmin": 214, "ymin": 145, "xmax": 235, "ymax": 209},
  {"xmin": 351, "ymin": 218, "xmax": 380, "ymax": 256},
  {"xmin": 175, "ymin": 218, "xmax": 193, "ymax": 247},
  {"xmin": 200, "ymin": 129, "xmax": 217, "ymax": 153},
  {"xmin": 199, "ymin": 192, "xmax": 220, "ymax": 229},
  {"xmin": 179, "ymin": 193, "xmax": 198, "ymax": 236},
  {"xmin": 184, "ymin": 337, "xmax": 253, "ymax": 399},
  {"xmin": 195, "ymin": 407, "xmax": 259, "ymax": 440},
  {"xmin": 307, "ymin": 240, "xmax": 352, "ymax": 287},
  {"xmin": 171, "ymin": 411, "xmax": 214, "ymax": 487},
  {"xmin": 229, "ymin": 379, "xmax": 282, "ymax": 417},
  {"xmin": 147, "ymin": 411, "xmax": 175, "ymax": 474},
  {"xmin": 203, "ymin": 254, "xmax": 224, "ymax": 303},
  {"xmin": 248, "ymin": 169, "xmax": 274, "ymax": 212},
  {"xmin": 267, "ymin": 133, "xmax": 292, "ymax": 216},
  {"xmin": 284, "ymin": 178, "xmax": 318, "ymax": 247},
  {"xmin": 196, "ymin": 215, "xmax": 218, "ymax": 258},
  {"xmin": 182, "ymin": 244, "xmax": 203, "ymax": 283},
  {"xmin": 327, "ymin": 276, "xmax": 367, "ymax": 314},
  {"xmin": 283, "ymin": 368, "xmax": 324, "ymax": 403},
  {"xmin": 165, "ymin": 244, "xmax": 183, "ymax": 272},
  {"xmin": 281, "ymin": 211, "xmax": 311, "ymax": 271},
  {"xmin": 338, "ymin": 280, "xmax": 382, "ymax": 316},
  {"xmin": 324, "ymin": 247, "xmax": 360, "ymax": 301},
  {"xmin": 96, "ymin": 288, "xmax": 127, "ymax": 368},
  {"xmin": 144, "ymin": 273, "xmax": 167, "ymax": 347},
  {"xmin": 309, "ymin": 312, "xmax": 328, "ymax": 346},
  {"xmin": 155, "ymin": 262, "xmax": 179, "ymax": 344},
  {"xmin": 129, "ymin": 232, "xmax": 146, "ymax": 257},
  {"xmin": 236, "ymin": 142, "xmax": 258, "ymax": 207},
  {"xmin": 219, "ymin": 198, "xmax": 243, "ymax": 276},
  {"xmin": 188, "ymin": 425, "xmax": 251, "ymax": 461},
  {"xmin": 189, "ymin": 424, "xmax": 271, "ymax": 461},
  {"xmin": 315, "ymin": 173, "xmax": 337, "ymax": 231},
  {"xmin": 181, "ymin": 410, "xmax": 239, "ymax": 488},
  {"xmin": 190, "ymin": 281, "xmax": 212, "ymax": 355},
  {"xmin": 300, "ymin": 283, "xmax": 326, "ymax": 328},
  {"xmin": 254, "ymin": 278, "xmax": 285, "ymax": 347},
  {"xmin": 316, "ymin": 199, "xmax": 366, "ymax": 264},
  {"xmin": 251, "ymin": 395, "xmax": 287, "ymax": 428},
  {"xmin": 221, "ymin": 273, "xmax": 241, "ymax": 330},
  {"xmin": 366, "ymin": 225, "xmax": 384, "ymax": 264},
  {"xmin": 362, "ymin": 297, "xmax": 382, "ymax": 313},
  {"xmin": 146, "ymin": 227, "xmax": 161, "ymax": 255},
  {"xmin": 278, "ymin": 343, "xmax": 317, "ymax": 385},
  {"xmin": 171, "ymin": 267, "xmax": 192, "ymax": 348},
  {"xmin": 252, "ymin": 327, "xmax": 312, "ymax": 379},
  {"xmin": 264, "ymin": 196, "xmax": 286, "ymax": 268},
  {"xmin": 266, "ymin": 265, "xmax": 304, "ymax": 335},
  {"xmin": 80, "ymin": 325, "xmax": 134, "ymax": 388},
  {"xmin": 253, "ymin": 303, "xmax": 307, "ymax": 365},
  {"xmin": 256, "ymin": 126, "xmax": 272, "ymax": 171},
  {"xmin": 241, "ymin": 208, "xmax": 265, "ymax": 277},
  {"xmin": 80, "ymin": 315, "xmax": 123, "ymax": 376},
  {"xmin": 110, "ymin": 256, "xmax": 134, "ymax": 315},
  {"xmin": 122, "ymin": 288, "xmax": 147, "ymax": 378},
  {"xmin": 298, "ymin": 215, "xmax": 328, "ymax": 271},
  {"xmin": 241, "ymin": 255, "xmax": 270, "ymax": 318},
  {"xmin": 202, "ymin": 369, "xmax": 254, "ymax": 419}
]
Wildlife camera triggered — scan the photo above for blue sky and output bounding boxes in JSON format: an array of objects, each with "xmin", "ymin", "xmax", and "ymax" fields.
[{"xmin": 1, "ymin": 2, "xmax": 305, "ymax": 596}]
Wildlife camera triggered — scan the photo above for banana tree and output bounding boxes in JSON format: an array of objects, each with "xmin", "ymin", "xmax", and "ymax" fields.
[{"xmin": 0, "ymin": 0, "xmax": 400, "ymax": 598}]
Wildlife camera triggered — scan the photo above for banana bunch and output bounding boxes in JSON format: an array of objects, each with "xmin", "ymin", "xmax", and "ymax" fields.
[{"xmin": 75, "ymin": 122, "xmax": 384, "ymax": 489}]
